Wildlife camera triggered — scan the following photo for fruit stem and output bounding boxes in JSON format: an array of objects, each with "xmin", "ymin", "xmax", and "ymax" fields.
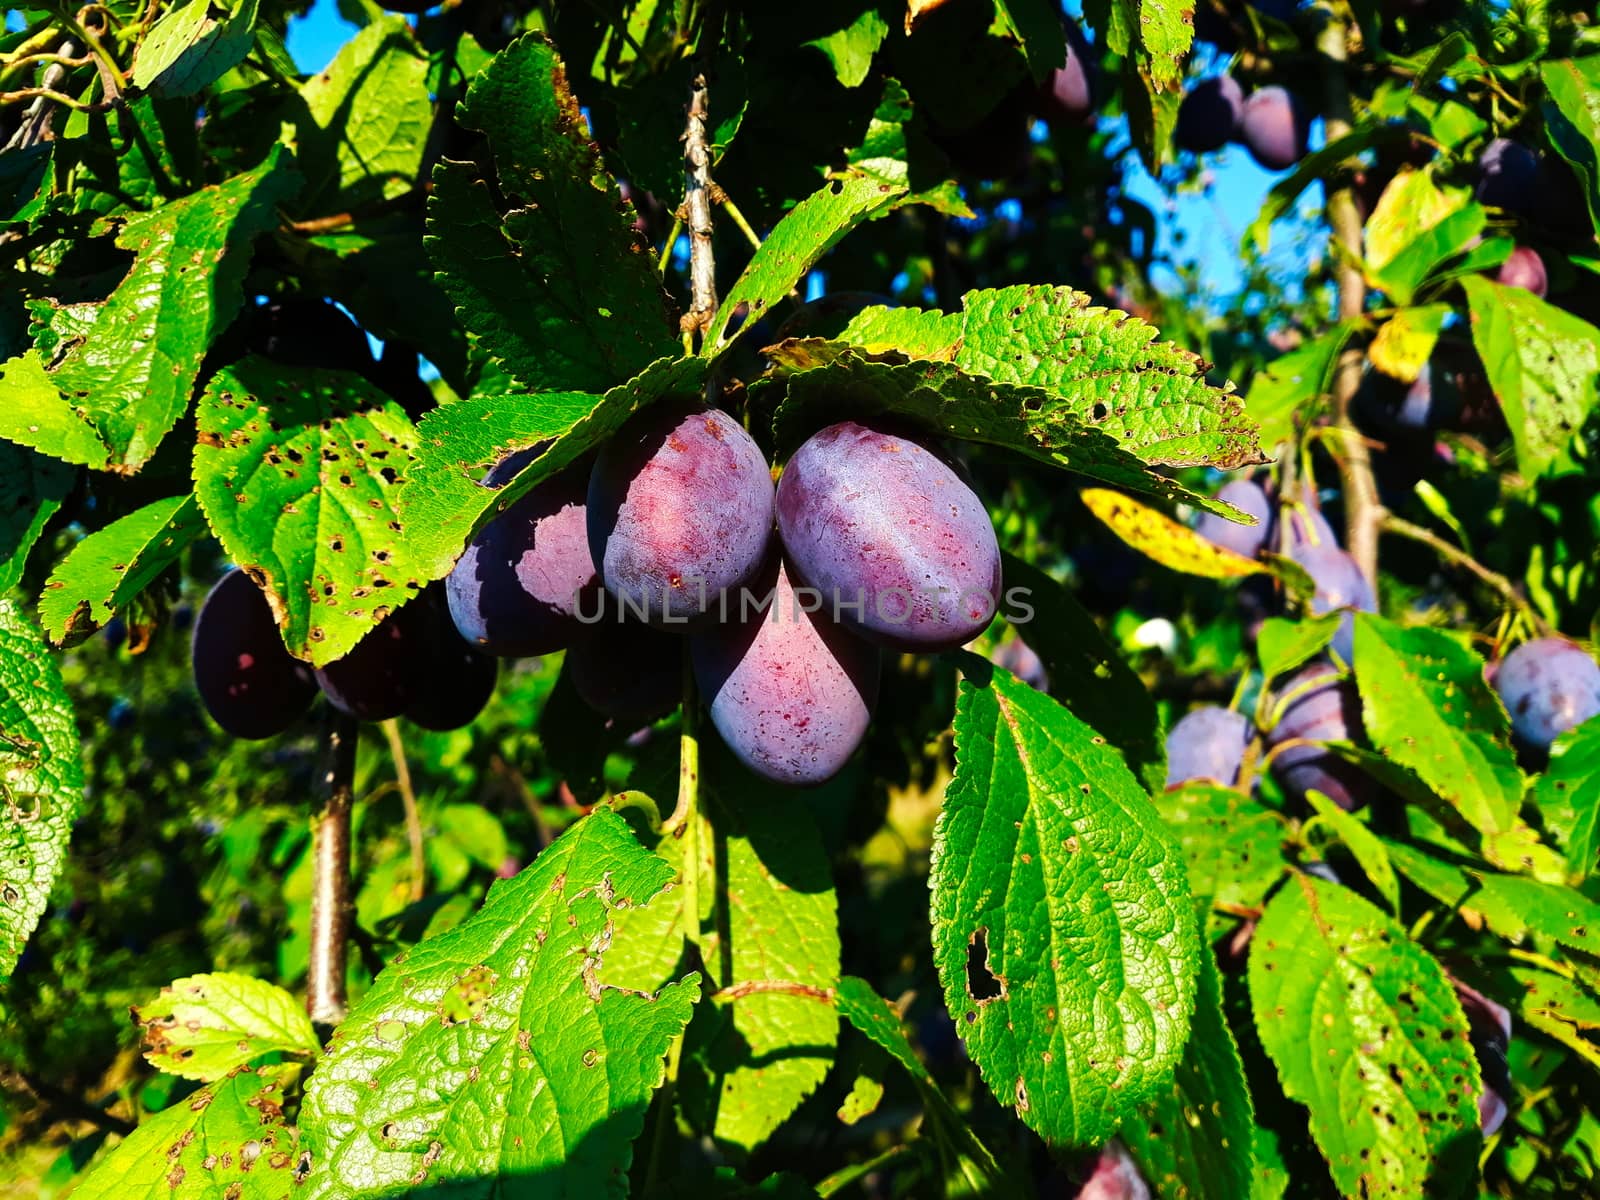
[
  {"xmin": 1315, "ymin": 6, "xmax": 1382, "ymax": 589},
  {"xmin": 1378, "ymin": 510, "xmax": 1553, "ymax": 636},
  {"xmin": 381, "ymin": 718, "xmax": 426, "ymax": 903},
  {"xmin": 308, "ymin": 708, "xmax": 359, "ymax": 1034},
  {"xmin": 681, "ymin": 70, "xmax": 719, "ymax": 351}
]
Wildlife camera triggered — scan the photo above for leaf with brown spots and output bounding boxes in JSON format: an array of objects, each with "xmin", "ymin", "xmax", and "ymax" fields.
[
  {"xmin": 135, "ymin": 971, "xmax": 319, "ymax": 1082},
  {"xmin": 1080, "ymin": 487, "xmax": 1267, "ymax": 579}
]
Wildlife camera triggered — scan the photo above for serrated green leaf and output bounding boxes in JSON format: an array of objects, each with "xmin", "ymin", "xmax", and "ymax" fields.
[
  {"xmin": 1352, "ymin": 615, "xmax": 1521, "ymax": 843},
  {"xmin": 193, "ymin": 359, "xmax": 427, "ymax": 666},
  {"xmin": 37, "ymin": 494, "xmax": 205, "ymax": 645},
  {"xmin": 70, "ymin": 1064, "xmax": 301, "ymax": 1200},
  {"xmin": 131, "ymin": 0, "xmax": 260, "ymax": 98},
  {"xmin": 1244, "ymin": 323, "xmax": 1360, "ymax": 450},
  {"xmin": 427, "ymin": 35, "xmax": 677, "ymax": 393},
  {"xmin": 26, "ymin": 148, "xmax": 301, "ymax": 473},
  {"xmin": 762, "ymin": 351, "xmax": 1248, "ymax": 521},
  {"xmin": 931, "ymin": 666, "xmax": 1199, "ymax": 1146},
  {"xmin": 1469, "ymin": 872, "xmax": 1600, "ymax": 958},
  {"xmin": 0, "ymin": 440, "xmax": 72, "ymax": 594},
  {"xmin": 134, "ymin": 972, "xmax": 319, "ymax": 1081},
  {"xmin": 1155, "ymin": 784, "xmax": 1290, "ymax": 931},
  {"xmin": 1541, "ymin": 59, "xmax": 1600, "ymax": 235},
  {"xmin": 805, "ymin": 8, "xmax": 890, "ymax": 88},
  {"xmin": 1121, "ymin": 51, "xmax": 1181, "ymax": 172},
  {"xmin": 1001, "ymin": 552, "xmax": 1164, "ymax": 791},
  {"xmin": 1123, "ymin": 946, "xmax": 1255, "ymax": 1200},
  {"xmin": 1248, "ymin": 874, "xmax": 1482, "ymax": 1198},
  {"xmin": 1305, "ymin": 791, "xmax": 1400, "ymax": 914},
  {"xmin": 397, "ymin": 355, "xmax": 707, "ymax": 581},
  {"xmin": 1255, "ymin": 614, "xmax": 1342, "ymax": 680},
  {"xmin": 844, "ymin": 78, "xmax": 972, "ymax": 217},
  {"xmin": 1507, "ymin": 966, "xmax": 1600, "ymax": 1073},
  {"xmin": 1532, "ymin": 716, "xmax": 1600, "ymax": 881},
  {"xmin": 299, "ymin": 809, "xmax": 700, "ymax": 1197},
  {"xmin": 1132, "ymin": 0, "xmax": 1191, "ymax": 89},
  {"xmin": 1381, "ymin": 838, "xmax": 1471, "ymax": 908},
  {"xmin": 1460, "ymin": 275, "xmax": 1600, "ymax": 481},
  {"xmin": 298, "ymin": 16, "xmax": 432, "ymax": 213},
  {"xmin": 706, "ymin": 174, "xmax": 909, "ymax": 349},
  {"xmin": 0, "ymin": 598, "xmax": 82, "ymax": 981},
  {"xmin": 0, "ymin": 350, "xmax": 113, "ymax": 469}
]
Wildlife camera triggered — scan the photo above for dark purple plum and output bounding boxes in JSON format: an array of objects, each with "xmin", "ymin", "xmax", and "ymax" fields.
[
  {"xmin": 1037, "ymin": 17, "xmax": 1096, "ymax": 124},
  {"xmin": 1452, "ymin": 979, "xmax": 1512, "ymax": 1137},
  {"xmin": 1475, "ymin": 139, "xmax": 1540, "ymax": 216},
  {"xmin": 192, "ymin": 569, "xmax": 318, "ymax": 739},
  {"xmin": 1072, "ymin": 1141, "xmax": 1151, "ymax": 1200},
  {"xmin": 588, "ymin": 402, "xmax": 774, "ymax": 627},
  {"xmin": 1165, "ymin": 705, "xmax": 1254, "ymax": 788},
  {"xmin": 1238, "ymin": 86, "xmax": 1309, "ymax": 171},
  {"xmin": 1285, "ymin": 542, "xmax": 1375, "ymax": 664},
  {"xmin": 565, "ymin": 598, "xmax": 682, "ymax": 725},
  {"xmin": 1396, "ymin": 363, "xmax": 1438, "ymax": 430},
  {"xmin": 1492, "ymin": 637, "xmax": 1600, "ymax": 750},
  {"xmin": 1496, "ymin": 246, "xmax": 1547, "ymax": 297},
  {"xmin": 1266, "ymin": 663, "xmax": 1375, "ymax": 810},
  {"xmin": 1195, "ymin": 477, "xmax": 1272, "ymax": 558},
  {"xmin": 692, "ymin": 558, "xmax": 880, "ymax": 786},
  {"xmin": 991, "ymin": 634, "xmax": 1048, "ymax": 691},
  {"xmin": 776, "ymin": 421, "xmax": 1001, "ymax": 651},
  {"xmin": 404, "ymin": 591, "xmax": 498, "ymax": 731},
  {"xmin": 447, "ymin": 449, "xmax": 598, "ymax": 657},
  {"xmin": 1175, "ymin": 75, "xmax": 1243, "ymax": 155},
  {"xmin": 315, "ymin": 601, "xmax": 428, "ymax": 722}
]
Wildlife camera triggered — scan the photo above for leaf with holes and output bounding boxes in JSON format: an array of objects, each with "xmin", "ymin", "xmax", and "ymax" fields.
[
  {"xmin": 0, "ymin": 439, "xmax": 73, "ymax": 594},
  {"xmin": 1532, "ymin": 716, "xmax": 1600, "ymax": 882},
  {"xmin": 23, "ymin": 147, "xmax": 300, "ymax": 473},
  {"xmin": 0, "ymin": 598, "xmax": 82, "ymax": 981},
  {"xmin": 1468, "ymin": 873, "xmax": 1600, "ymax": 958},
  {"xmin": 1507, "ymin": 967, "xmax": 1600, "ymax": 1074},
  {"xmin": 38, "ymin": 494, "xmax": 206, "ymax": 646},
  {"xmin": 1155, "ymin": 785, "xmax": 1290, "ymax": 934},
  {"xmin": 426, "ymin": 34, "xmax": 677, "ymax": 393},
  {"xmin": 69, "ymin": 1064, "xmax": 301, "ymax": 1200},
  {"xmin": 135, "ymin": 972, "xmax": 320, "ymax": 1081},
  {"xmin": 1080, "ymin": 487, "xmax": 1266, "ymax": 579},
  {"xmin": 1248, "ymin": 874, "xmax": 1482, "ymax": 1198},
  {"xmin": 1122, "ymin": 946, "xmax": 1255, "ymax": 1200},
  {"xmin": 397, "ymin": 355, "xmax": 707, "ymax": 581},
  {"xmin": 298, "ymin": 808, "xmax": 700, "ymax": 1196},
  {"xmin": 192, "ymin": 359, "xmax": 426, "ymax": 667},
  {"xmin": 930, "ymin": 665, "xmax": 1199, "ymax": 1146}
]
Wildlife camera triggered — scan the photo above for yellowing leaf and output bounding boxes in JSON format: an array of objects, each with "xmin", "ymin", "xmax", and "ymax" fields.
[
  {"xmin": 1365, "ymin": 169, "xmax": 1469, "ymax": 272},
  {"xmin": 905, "ymin": 0, "xmax": 958, "ymax": 34},
  {"xmin": 1369, "ymin": 305, "xmax": 1452, "ymax": 383},
  {"xmin": 1080, "ymin": 488, "xmax": 1265, "ymax": 579}
]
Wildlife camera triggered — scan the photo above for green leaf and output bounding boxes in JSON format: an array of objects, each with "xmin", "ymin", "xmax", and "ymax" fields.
[
  {"xmin": 70, "ymin": 1065, "xmax": 301, "ymax": 1200},
  {"xmin": 1461, "ymin": 275, "xmax": 1600, "ymax": 481},
  {"xmin": 1506, "ymin": 966, "xmax": 1600, "ymax": 1074},
  {"xmin": 131, "ymin": 0, "xmax": 261, "ymax": 98},
  {"xmin": 762, "ymin": 351, "xmax": 1248, "ymax": 521},
  {"xmin": 192, "ymin": 360, "xmax": 426, "ymax": 667},
  {"xmin": 0, "ymin": 440, "xmax": 72, "ymax": 594},
  {"xmin": 37, "ymin": 494, "xmax": 205, "ymax": 645},
  {"xmin": 1130, "ymin": 0, "xmax": 1190, "ymax": 89},
  {"xmin": 1363, "ymin": 167, "xmax": 1470, "ymax": 276},
  {"xmin": 134, "ymin": 972, "xmax": 319, "ymax": 1081},
  {"xmin": 804, "ymin": 7, "xmax": 890, "ymax": 88},
  {"xmin": 1304, "ymin": 791, "xmax": 1400, "ymax": 914},
  {"xmin": 26, "ymin": 148, "xmax": 301, "ymax": 473},
  {"xmin": 1248, "ymin": 874, "xmax": 1482, "ymax": 1198},
  {"xmin": 706, "ymin": 174, "xmax": 909, "ymax": 348},
  {"xmin": 1155, "ymin": 784, "xmax": 1290, "ymax": 931},
  {"xmin": 844, "ymin": 79, "xmax": 972, "ymax": 217},
  {"xmin": 1468, "ymin": 872, "xmax": 1600, "ymax": 958},
  {"xmin": 1244, "ymin": 323, "xmax": 1360, "ymax": 450},
  {"xmin": 1541, "ymin": 58, "xmax": 1600, "ymax": 235},
  {"xmin": 1001, "ymin": 553, "xmax": 1164, "ymax": 791},
  {"xmin": 1247, "ymin": 127, "xmax": 1405, "ymax": 253},
  {"xmin": 838, "ymin": 284, "xmax": 1260, "ymax": 469},
  {"xmin": 397, "ymin": 355, "xmax": 707, "ymax": 581},
  {"xmin": 0, "ymin": 598, "xmax": 82, "ymax": 981},
  {"xmin": 1255, "ymin": 614, "xmax": 1342, "ymax": 680},
  {"xmin": 299, "ymin": 809, "xmax": 700, "ymax": 1196},
  {"xmin": 1532, "ymin": 716, "xmax": 1600, "ymax": 881},
  {"xmin": 930, "ymin": 666, "xmax": 1200, "ymax": 1146},
  {"xmin": 1352, "ymin": 615, "xmax": 1522, "ymax": 843},
  {"xmin": 1381, "ymin": 838, "xmax": 1471, "ymax": 908},
  {"xmin": 1122, "ymin": 946, "xmax": 1255, "ymax": 1200},
  {"xmin": 0, "ymin": 350, "xmax": 113, "ymax": 470},
  {"xmin": 427, "ymin": 34, "xmax": 678, "ymax": 393},
  {"xmin": 298, "ymin": 16, "xmax": 432, "ymax": 213},
  {"xmin": 1368, "ymin": 206, "xmax": 1485, "ymax": 306}
]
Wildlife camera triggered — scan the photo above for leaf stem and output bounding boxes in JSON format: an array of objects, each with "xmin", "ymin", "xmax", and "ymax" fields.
[
  {"xmin": 381, "ymin": 718, "xmax": 425, "ymax": 904},
  {"xmin": 308, "ymin": 709, "xmax": 359, "ymax": 1034},
  {"xmin": 711, "ymin": 979, "xmax": 836, "ymax": 1004},
  {"xmin": 817, "ymin": 1142, "xmax": 916, "ymax": 1198},
  {"xmin": 658, "ymin": 215, "xmax": 683, "ymax": 275},
  {"xmin": 713, "ymin": 188, "xmax": 763, "ymax": 253},
  {"xmin": 1378, "ymin": 510, "xmax": 1552, "ymax": 636}
]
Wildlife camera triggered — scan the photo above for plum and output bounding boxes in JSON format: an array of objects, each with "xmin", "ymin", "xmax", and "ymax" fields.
[
  {"xmin": 1037, "ymin": 17, "xmax": 1096, "ymax": 124},
  {"xmin": 1194, "ymin": 477, "xmax": 1273, "ymax": 558},
  {"xmin": 1238, "ymin": 86, "xmax": 1309, "ymax": 171},
  {"xmin": 991, "ymin": 634, "xmax": 1048, "ymax": 691},
  {"xmin": 566, "ymin": 596, "xmax": 682, "ymax": 725},
  {"xmin": 1165, "ymin": 705, "xmax": 1254, "ymax": 788},
  {"xmin": 192, "ymin": 569, "xmax": 318, "ymax": 739},
  {"xmin": 315, "ymin": 601, "xmax": 428, "ymax": 723},
  {"xmin": 1072, "ymin": 1141, "xmax": 1151, "ymax": 1200},
  {"xmin": 588, "ymin": 401, "xmax": 774, "ymax": 627},
  {"xmin": 1175, "ymin": 75, "xmax": 1244, "ymax": 155},
  {"xmin": 1496, "ymin": 246, "xmax": 1547, "ymax": 297},
  {"xmin": 1285, "ymin": 542, "xmax": 1376, "ymax": 664},
  {"xmin": 1475, "ymin": 139, "xmax": 1540, "ymax": 216},
  {"xmin": 692, "ymin": 557, "xmax": 880, "ymax": 786},
  {"xmin": 447, "ymin": 448, "xmax": 598, "ymax": 657},
  {"xmin": 1492, "ymin": 637, "xmax": 1600, "ymax": 750},
  {"xmin": 776, "ymin": 421, "xmax": 1001, "ymax": 651},
  {"xmin": 403, "ymin": 591, "xmax": 498, "ymax": 731},
  {"xmin": 1452, "ymin": 979, "xmax": 1512, "ymax": 1137},
  {"xmin": 1266, "ymin": 662, "xmax": 1374, "ymax": 809}
]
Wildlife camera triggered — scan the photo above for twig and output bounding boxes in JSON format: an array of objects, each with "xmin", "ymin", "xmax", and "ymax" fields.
[
  {"xmin": 308, "ymin": 710, "xmax": 359, "ymax": 1033},
  {"xmin": 381, "ymin": 718, "xmax": 426, "ymax": 904},
  {"xmin": 1316, "ymin": 11, "xmax": 1381, "ymax": 587},
  {"xmin": 680, "ymin": 71, "xmax": 718, "ymax": 348},
  {"xmin": 711, "ymin": 980, "xmax": 836, "ymax": 1004},
  {"xmin": 1379, "ymin": 511, "xmax": 1552, "ymax": 635},
  {"xmin": 4, "ymin": 39, "xmax": 77, "ymax": 150},
  {"xmin": 657, "ymin": 214, "xmax": 683, "ymax": 275},
  {"xmin": 491, "ymin": 753, "xmax": 552, "ymax": 851}
]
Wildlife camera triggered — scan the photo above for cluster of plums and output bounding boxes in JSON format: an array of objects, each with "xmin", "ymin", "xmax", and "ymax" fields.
[
  {"xmin": 1175, "ymin": 74, "xmax": 1309, "ymax": 171},
  {"xmin": 444, "ymin": 403, "xmax": 1002, "ymax": 787}
]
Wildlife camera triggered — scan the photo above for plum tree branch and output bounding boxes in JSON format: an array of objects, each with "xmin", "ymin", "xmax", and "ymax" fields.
[
  {"xmin": 1379, "ymin": 510, "xmax": 1552, "ymax": 636},
  {"xmin": 1316, "ymin": 8, "xmax": 1381, "ymax": 587},
  {"xmin": 308, "ymin": 709, "xmax": 359, "ymax": 1033},
  {"xmin": 680, "ymin": 71, "xmax": 718, "ymax": 347}
]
